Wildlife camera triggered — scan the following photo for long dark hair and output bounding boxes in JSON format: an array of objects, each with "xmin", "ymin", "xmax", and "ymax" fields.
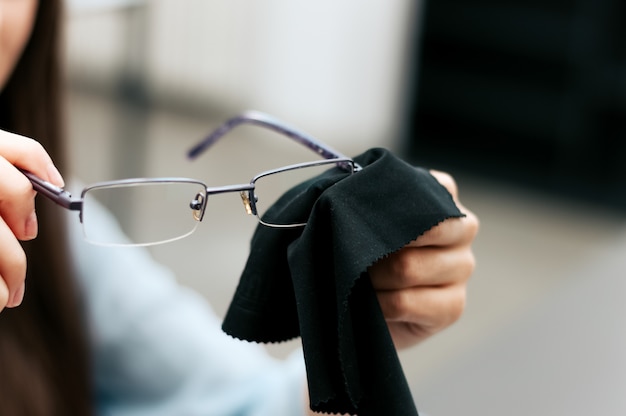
[{"xmin": 0, "ymin": 1, "xmax": 92, "ymax": 415}]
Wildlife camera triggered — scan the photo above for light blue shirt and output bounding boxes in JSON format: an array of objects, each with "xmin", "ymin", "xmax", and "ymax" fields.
[{"xmin": 65, "ymin": 196, "xmax": 307, "ymax": 416}]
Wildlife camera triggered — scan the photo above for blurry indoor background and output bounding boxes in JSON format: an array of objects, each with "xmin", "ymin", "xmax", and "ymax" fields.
[{"xmin": 63, "ymin": 1, "xmax": 626, "ymax": 415}]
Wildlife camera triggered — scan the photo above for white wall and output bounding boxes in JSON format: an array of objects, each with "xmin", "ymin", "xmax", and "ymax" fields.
[{"xmin": 66, "ymin": 0, "xmax": 420, "ymax": 152}]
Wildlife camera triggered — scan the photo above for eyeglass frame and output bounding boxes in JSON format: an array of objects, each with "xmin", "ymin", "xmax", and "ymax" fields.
[{"xmin": 21, "ymin": 110, "xmax": 362, "ymax": 243}]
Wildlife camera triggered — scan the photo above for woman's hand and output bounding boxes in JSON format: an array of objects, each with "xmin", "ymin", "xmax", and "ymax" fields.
[
  {"xmin": 0, "ymin": 129, "xmax": 64, "ymax": 312},
  {"xmin": 368, "ymin": 170, "xmax": 479, "ymax": 350}
]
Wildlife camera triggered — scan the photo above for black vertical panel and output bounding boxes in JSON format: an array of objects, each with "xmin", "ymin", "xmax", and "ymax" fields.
[{"xmin": 405, "ymin": 0, "xmax": 626, "ymax": 210}]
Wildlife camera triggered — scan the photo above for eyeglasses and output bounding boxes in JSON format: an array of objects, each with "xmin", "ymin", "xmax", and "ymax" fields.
[{"xmin": 22, "ymin": 110, "xmax": 362, "ymax": 247}]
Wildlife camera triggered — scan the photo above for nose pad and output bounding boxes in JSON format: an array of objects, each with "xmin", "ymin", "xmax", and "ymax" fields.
[
  {"xmin": 189, "ymin": 193, "xmax": 205, "ymax": 221},
  {"xmin": 239, "ymin": 191, "xmax": 255, "ymax": 215}
]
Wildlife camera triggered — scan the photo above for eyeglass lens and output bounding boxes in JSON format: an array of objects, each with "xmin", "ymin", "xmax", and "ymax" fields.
[
  {"xmin": 253, "ymin": 160, "xmax": 353, "ymax": 227},
  {"xmin": 81, "ymin": 182, "xmax": 206, "ymax": 246}
]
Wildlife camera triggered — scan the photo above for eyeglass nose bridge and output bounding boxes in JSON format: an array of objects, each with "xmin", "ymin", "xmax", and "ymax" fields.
[{"xmin": 198, "ymin": 183, "xmax": 257, "ymax": 221}]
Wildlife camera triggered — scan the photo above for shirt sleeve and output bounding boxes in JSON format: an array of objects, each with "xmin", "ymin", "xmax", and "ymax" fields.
[{"xmin": 65, "ymin": 194, "xmax": 307, "ymax": 416}]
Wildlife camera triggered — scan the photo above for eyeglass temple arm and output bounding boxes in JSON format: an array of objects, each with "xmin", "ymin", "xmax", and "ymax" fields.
[
  {"xmin": 187, "ymin": 110, "xmax": 362, "ymax": 171},
  {"xmin": 20, "ymin": 170, "xmax": 82, "ymax": 211}
]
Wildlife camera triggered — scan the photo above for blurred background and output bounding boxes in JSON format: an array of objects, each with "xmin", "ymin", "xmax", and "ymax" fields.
[{"xmin": 63, "ymin": 1, "xmax": 626, "ymax": 415}]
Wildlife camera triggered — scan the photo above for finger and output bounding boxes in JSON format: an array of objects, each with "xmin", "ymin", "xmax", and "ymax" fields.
[
  {"xmin": 377, "ymin": 282, "xmax": 467, "ymax": 333},
  {"xmin": 405, "ymin": 207, "xmax": 479, "ymax": 248},
  {"xmin": 0, "ymin": 157, "xmax": 38, "ymax": 241},
  {"xmin": 369, "ymin": 245, "xmax": 475, "ymax": 290},
  {"xmin": 429, "ymin": 170, "xmax": 458, "ymax": 200},
  {"xmin": 0, "ymin": 273, "xmax": 8, "ymax": 313},
  {"xmin": 0, "ymin": 129, "xmax": 64, "ymax": 186},
  {"xmin": 0, "ymin": 217, "xmax": 28, "ymax": 309},
  {"xmin": 429, "ymin": 168, "xmax": 479, "ymax": 223}
]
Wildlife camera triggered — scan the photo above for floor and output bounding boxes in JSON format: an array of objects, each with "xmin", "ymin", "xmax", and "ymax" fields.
[{"xmin": 66, "ymin": 88, "xmax": 626, "ymax": 416}]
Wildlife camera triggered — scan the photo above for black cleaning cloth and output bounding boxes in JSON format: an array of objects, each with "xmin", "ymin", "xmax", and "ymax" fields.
[{"xmin": 222, "ymin": 148, "xmax": 464, "ymax": 415}]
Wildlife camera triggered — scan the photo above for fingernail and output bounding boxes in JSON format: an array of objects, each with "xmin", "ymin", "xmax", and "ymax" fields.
[
  {"xmin": 8, "ymin": 282, "xmax": 25, "ymax": 308},
  {"xmin": 25, "ymin": 210, "xmax": 38, "ymax": 239},
  {"xmin": 47, "ymin": 164, "xmax": 65, "ymax": 187}
]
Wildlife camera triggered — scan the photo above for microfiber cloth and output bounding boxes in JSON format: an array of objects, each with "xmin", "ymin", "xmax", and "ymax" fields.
[{"xmin": 222, "ymin": 148, "xmax": 465, "ymax": 415}]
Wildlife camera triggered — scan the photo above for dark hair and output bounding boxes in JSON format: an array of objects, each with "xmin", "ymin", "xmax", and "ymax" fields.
[{"xmin": 0, "ymin": 1, "xmax": 92, "ymax": 415}]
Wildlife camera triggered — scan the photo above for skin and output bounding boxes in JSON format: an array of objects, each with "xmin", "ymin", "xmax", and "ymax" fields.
[
  {"xmin": 369, "ymin": 170, "xmax": 479, "ymax": 349},
  {"xmin": 0, "ymin": 132, "xmax": 65, "ymax": 312},
  {"xmin": 0, "ymin": 0, "xmax": 65, "ymax": 311},
  {"xmin": 0, "ymin": 0, "xmax": 39, "ymax": 89},
  {"xmin": 307, "ymin": 173, "xmax": 477, "ymax": 413}
]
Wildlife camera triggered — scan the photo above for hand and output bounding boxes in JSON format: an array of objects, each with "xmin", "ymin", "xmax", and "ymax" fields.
[
  {"xmin": 367, "ymin": 170, "xmax": 479, "ymax": 350},
  {"xmin": 0, "ymin": 129, "xmax": 64, "ymax": 312}
]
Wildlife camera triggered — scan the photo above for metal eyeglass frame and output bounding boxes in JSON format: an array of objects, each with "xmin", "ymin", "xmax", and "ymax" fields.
[{"xmin": 22, "ymin": 110, "xmax": 362, "ymax": 243}]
